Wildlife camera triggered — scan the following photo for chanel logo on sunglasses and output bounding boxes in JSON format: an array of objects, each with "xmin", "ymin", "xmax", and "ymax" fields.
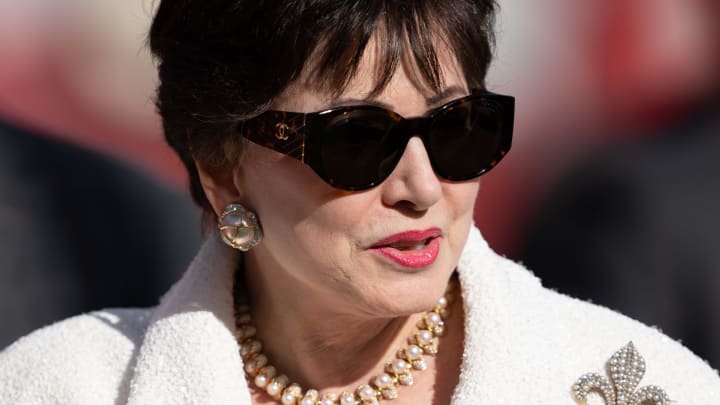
[{"xmin": 275, "ymin": 123, "xmax": 290, "ymax": 141}]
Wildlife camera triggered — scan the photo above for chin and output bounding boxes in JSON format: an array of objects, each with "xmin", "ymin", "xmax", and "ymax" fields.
[{"xmin": 360, "ymin": 262, "xmax": 455, "ymax": 317}]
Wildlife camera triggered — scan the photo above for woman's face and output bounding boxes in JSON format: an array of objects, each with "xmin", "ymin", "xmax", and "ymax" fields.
[{"xmin": 229, "ymin": 43, "xmax": 479, "ymax": 317}]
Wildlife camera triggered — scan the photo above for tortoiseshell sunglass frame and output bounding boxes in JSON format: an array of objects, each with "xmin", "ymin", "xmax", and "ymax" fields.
[{"xmin": 237, "ymin": 90, "xmax": 515, "ymax": 190}]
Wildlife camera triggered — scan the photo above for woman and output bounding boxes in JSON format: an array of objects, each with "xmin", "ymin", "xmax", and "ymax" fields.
[{"xmin": 1, "ymin": 1, "xmax": 718, "ymax": 404}]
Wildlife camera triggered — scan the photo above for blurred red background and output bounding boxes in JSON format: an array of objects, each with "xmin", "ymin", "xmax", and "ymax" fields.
[{"xmin": 0, "ymin": 0, "xmax": 717, "ymax": 258}]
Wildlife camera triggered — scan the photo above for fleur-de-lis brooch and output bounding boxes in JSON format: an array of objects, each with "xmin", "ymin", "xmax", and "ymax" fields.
[{"xmin": 572, "ymin": 342, "xmax": 672, "ymax": 405}]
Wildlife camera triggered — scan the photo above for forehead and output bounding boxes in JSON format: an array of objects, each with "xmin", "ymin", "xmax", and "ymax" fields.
[{"xmin": 272, "ymin": 32, "xmax": 468, "ymax": 113}]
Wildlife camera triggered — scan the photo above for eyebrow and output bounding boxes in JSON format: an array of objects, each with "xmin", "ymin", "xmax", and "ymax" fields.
[
  {"xmin": 426, "ymin": 85, "xmax": 466, "ymax": 106},
  {"xmin": 330, "ymin": 85, "xmax": 468, "ymax": 111}
]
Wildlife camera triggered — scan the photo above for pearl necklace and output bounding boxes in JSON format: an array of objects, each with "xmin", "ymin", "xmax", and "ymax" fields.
[{"xmin": 233, "ymin": 280, "xmax": 456, "ymax": 405}]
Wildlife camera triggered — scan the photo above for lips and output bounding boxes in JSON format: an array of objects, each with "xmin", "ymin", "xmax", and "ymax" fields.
[{"xmin": 369, "ymin": 228, "xmax": 442, "ymax": 268}]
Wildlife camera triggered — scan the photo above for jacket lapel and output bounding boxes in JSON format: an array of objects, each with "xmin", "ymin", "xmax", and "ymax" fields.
[
  {"xmin": 127, "ymin": 234, "xmax": 252, "ymax": 405},
  {"xmin": 452, "ymin": 226, "xmax": 541, "ymax": 403}
]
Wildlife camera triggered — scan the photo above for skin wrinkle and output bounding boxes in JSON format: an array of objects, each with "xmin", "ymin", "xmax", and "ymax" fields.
[{"xmin": 301, "ymin": 312, "xmax": 406, "ymax": 359}]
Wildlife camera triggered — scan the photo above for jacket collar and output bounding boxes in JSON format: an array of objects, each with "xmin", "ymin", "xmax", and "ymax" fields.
[
  {"xmin": 126, "ymin": 226, "xmax": 537, "ymax": 404},
  {"xmin": 452, "ymin": 226, "xmax": 538, "ymax": 402},
  {"xmin": 127, "ymin": 233, "xmax": 250, "ymax": 404}
]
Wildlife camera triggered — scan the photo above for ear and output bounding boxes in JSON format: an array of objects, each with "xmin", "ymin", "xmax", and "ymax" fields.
[{"xmin": 195, "ymin": 160, "xmax": 242, "ymax": 217}]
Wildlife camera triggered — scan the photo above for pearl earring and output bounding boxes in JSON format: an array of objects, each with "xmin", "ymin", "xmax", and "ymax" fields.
[{"xmin": 218, "ymin": 203, "xmax": 263, "ymax": 251}]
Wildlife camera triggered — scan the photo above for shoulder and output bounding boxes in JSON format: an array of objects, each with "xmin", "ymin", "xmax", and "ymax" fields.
[
  {"xmin": 507, "ymin": 258, "xmax": 720, "ymax": 402},
  {"xmin": 541, "ymin": 285, "xmax": 720, "ymax": 403},
  {"xmin": 0, "ymin": 308, "xmax": 153, "ymax": 405},
  {"xmin": 458, "ymin": 229, "xmax": 720, "ymax": 402}
]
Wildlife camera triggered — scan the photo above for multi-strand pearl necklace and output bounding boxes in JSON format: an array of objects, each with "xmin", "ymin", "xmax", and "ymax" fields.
[{"xmin": 234, "ymin": 280, "xmax": 456, "ymax": 405}]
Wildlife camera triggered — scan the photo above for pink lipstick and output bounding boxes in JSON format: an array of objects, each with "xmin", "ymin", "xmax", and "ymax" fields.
[{"xmin": 369, "ymin": 228, "xmax": 442, "ymax": 268}]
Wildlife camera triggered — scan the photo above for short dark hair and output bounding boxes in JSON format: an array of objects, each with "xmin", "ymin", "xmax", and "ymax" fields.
[{"xmin": 148, "ymin": 0, "xmax": 498, "ymax": 218}]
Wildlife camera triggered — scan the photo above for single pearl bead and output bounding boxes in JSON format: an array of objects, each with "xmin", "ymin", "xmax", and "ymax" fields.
[
  {"xmin": 274, "ymin": 374, "xmax": 289, "ymax": 388},
  {"xmin": 318, "ymin": 392, "xmax": 337, "ymax": 405},
  {"xmin": 249, "ymin": 340, "xmax": 263, "ymax": 355},
  {"xmin": 236, "ymin": 313, "xmax": 251, "ymax": 324},
  {"xmin": 339, "ymin": 391, "xmax": 356, "ymax": 404},
  {"xmin": 373, "ymin": 373, "xmax": 393, "ymax": 388},
  {"xmin": 407, "ymin": 345, "xmax": 423, "ymax": 359},
  {"xmin": 423, "ymin": 338, "xmax": 439, "ymax": 354},
  {"xmin": 437, "ymin": 297, "xmax": 448, "ymax": 308},
  {"xmin": 398, "ymin": 373, "xmax": 414, "ymax": 386},
  {"xmin": 301, "ymin": 389, "xmax": 319, "ymax": 404},
  {"xmin": 242, "ymin": 325, "xmax": 257, "ymax": 338},
  {"xmin": 412, "ymin": 359, "xmax": 428, "ymax": 371},
  {"xmin": 393, "ymin": 359, "xmax": 410, "ymax": 373},
  {"xmin": 416, "ymin": 330, "xmax": 433, "ymax": 345},
  {"xmin": 239, "ymin": 342, "xmax": 251, "ymax": 357},
  {"xmin": 267, "ymin": 381, "xmax": 282, "ymax": 398},
  {"xmin": 241, "ymin": 339, "xmax": 262, "ymax": 357},
  {"xmin": 254, "ymin": 354, "xmax": 268, "ymax": 368},
  {"xmin": 281, "ymin": 392, "xmax": 297, "ymax": 405},
  {"xmin": 358, "ymin": 384, "xmax": 377, "ymax": 400},
  {"xmin": 254, "ymin": 374, "xmax": 268, "ymax": 388},
  {"xmin": 244, "ymin": 360, "xmax": 258, "ymax": 375},
  {"xmin": 261, "ymin": 365, "xmax": 277, "ymax": 379},
  {"xmin": 381, "ymin": 387, "xmax": 398, "ymax": 400},
  {"xmin": 267, "ymin": 376, "xmax": 287, "ymax": 399},
  {"xmin": 425, "ymin": 312, "xmax": 441, "ymax": 327},
  {"xmin": 283, "ymin": 384, "xmax": 302, "ymax": 400}
]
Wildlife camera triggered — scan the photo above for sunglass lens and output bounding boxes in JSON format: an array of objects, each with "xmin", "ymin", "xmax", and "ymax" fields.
[
  {"xmin": 428, "ymin": 100, "xmax": 505, "ymax": 180},
  {"xmin": 313, "ymin": 110, "xmax": 400, "ymax": 189}
]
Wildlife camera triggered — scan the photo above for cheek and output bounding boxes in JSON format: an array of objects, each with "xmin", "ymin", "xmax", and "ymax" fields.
[
  {"xmin": 237, "ymin": 148, "xmax": 375, "ymax": 266},
  {"xmin": 447, "ymin": 180, "xmax": 480, "ymax": 221},
  {"xmin": 255, "ymin": 188, "xmax": 379, "ymax": 288},
  {"xmin": 291, "ymin": 196, "xmax": 374, "ymax": 260},
  {"xmin": 238, "ymin": 146, "xmax": 329, "ymax": 220},
  {"xmin": 444, "ymin": 180, "xmax": 480, "ymax": 251}
]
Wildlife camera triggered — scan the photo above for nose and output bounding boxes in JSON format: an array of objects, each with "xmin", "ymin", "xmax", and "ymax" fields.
[{"xmin": 380, "ymin": 137, "xmax": 442, "ymax": 212}]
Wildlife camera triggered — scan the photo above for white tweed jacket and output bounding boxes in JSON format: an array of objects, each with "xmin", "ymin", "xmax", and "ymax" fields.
[{"xmin": 1, "ymin": 226, "xmax": 718, "ymax": 404}]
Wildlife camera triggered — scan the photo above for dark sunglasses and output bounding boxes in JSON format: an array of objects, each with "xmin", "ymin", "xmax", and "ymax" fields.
[{"xmin": 238, "ymin": 90, "xmax": 514, "ymax": 191}]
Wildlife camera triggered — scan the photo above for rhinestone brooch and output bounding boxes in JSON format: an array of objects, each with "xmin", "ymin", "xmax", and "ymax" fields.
[{"xmin": 572, "ymin": 342, "xmax": 672, "ymax": 405}]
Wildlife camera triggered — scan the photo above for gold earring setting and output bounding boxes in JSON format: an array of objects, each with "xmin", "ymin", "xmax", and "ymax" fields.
[{"xmin": 218, "ymin": 203, "xmax": 263, "ymax": 251}]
